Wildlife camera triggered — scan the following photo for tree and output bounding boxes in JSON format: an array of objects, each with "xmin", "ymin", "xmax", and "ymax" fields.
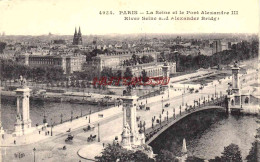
[
  {"xmin": 155, "ymin": 150, "xmax": 179, "ymax": 162},
  {"xmin": 246, "ymin": 141, "xmax": 257, "ymax": 162},
  {"xmin": 0, "ymin": 42, "xmax": 7, "ymax": 53},
  {"xmin": 124, "ymin": 67, "xmax": 133, "ymax": 85},
  {"xmin": 101, "ymin": 67, "xmax": 113, "ymax": 79},
  {"xmin": 141, "ymin": 70, "xmax": 148, "ymax": 83},
  {"xmin": 132, "ymin": 54, "xmax": 138, "ymax": 65},
  {"xmin": 221, "ymin": 143, "xmax": 243, "ymax": 162},
  {"xmin": 186, "ymin": 156, "xmax": 205, "ymax": 162},
  {"xmin": 131, "ymin": 150, "xmax": 153, "ymax": 162},
  {"xmin": 209, "ymin": 156, "xmax": 222, "ymax": 162},
  {"xmin": 95, "ymin": 144, "xmax": 153, "ymax": 162},
  {"xmin": 141, "ymin": 55, "xmax": 154, "ymax": 64}
]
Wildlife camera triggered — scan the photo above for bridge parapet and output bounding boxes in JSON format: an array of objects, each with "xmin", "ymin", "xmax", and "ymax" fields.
[{"xmin": 145, "ymin": 95, "xmax": 227, "ymax": 145}]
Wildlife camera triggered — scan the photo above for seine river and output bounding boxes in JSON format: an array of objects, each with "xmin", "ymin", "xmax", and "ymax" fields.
[
  {"xmin": 1, "ymin": 98, "xmax": 258, "ymax": 160},
  {"xmin": 150, "ymin": 109, "xmax": 258, "ymax": 160},
  {"xmin": 1, "ymin": 97, "xmax": 108, "ymax": 130}
]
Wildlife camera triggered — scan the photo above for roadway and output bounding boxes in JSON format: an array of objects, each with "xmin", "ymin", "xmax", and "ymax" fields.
[{"xmin": 0, "ymin": 72, "xmax": 234, "ymax": 162}]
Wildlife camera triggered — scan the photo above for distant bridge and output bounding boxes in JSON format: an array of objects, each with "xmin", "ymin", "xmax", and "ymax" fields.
[{"xmin": 145, "ymin": 95, "xmax": 227, "ymax": 145}]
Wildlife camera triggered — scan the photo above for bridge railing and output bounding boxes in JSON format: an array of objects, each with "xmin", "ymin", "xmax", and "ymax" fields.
[{"xmin": 144, "ymin": 95, "xmax": 227, "ymax": 143}]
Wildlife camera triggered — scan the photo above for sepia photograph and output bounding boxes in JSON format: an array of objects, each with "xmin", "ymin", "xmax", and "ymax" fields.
[{"xmin": 0, "ymin": 0, "xmax": 259, "ymax": 161}]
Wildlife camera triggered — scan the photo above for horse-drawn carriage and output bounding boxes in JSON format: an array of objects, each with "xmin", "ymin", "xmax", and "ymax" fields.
[
  {"xmin": 138, "ymin": 104, "xmax": 145, "ymax": 110},
  {"xmin": 87, "ymin": 134, "xmax": 97, "ymax": 142},
  {"xmin": 83, "ymin": 124, "xmax": 95, "ymax": 132},
  {"xmin": 65, "ymin": 134, "xmax": 74, "ymax": 142},
  {"xmin": 165, "ymin": 103, "xmax": 170, "ymax": 107}
]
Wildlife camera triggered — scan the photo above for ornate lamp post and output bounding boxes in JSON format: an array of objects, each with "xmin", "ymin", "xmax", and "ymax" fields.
[
  {"xmin": 89, "ymin": 108, "xmax": 92, "ymax": 123},
  {"xmin": 98, "ymin": 123, "xmax": 100, "ymax": 142},
  {"xmin": 173, "ymin": 107, "xmax": 175, "ymax": 119},
  {"xmin": 143, "ymin": 121, "xmax": 146, "ymax": 133},
  {"xmin": 215, "ymin": 85, "xmax": 216, "ymax": 97},
  {"xmin": 161, "ymin": 96, "xmax": 164, "ymax": 111},
  {"xmin": 60, "ymin": 114, "xmax": 63, "ymax": 124},
  {"xmin": 182, "ymin": 93, "xmax": 184, "ymax": 106},
  {"xmin": 33, "ymin": 148, "xmax": 36, "ymax": 162},
  {"xmin": 71, "ymin": 110, "xmax": 73, "ymax": 122},
  {"xmin": 50, "ymin": 118, "xmax": 54, "ymax": 136},
  {"xmin": 159, "ymin": 114, "xmax": 162, "ymax": 126},
  {"xmin": 81, "ymin": 109, "xmax": 83, "ymax": 117},
  {"xmin": 43, "ymin": 110, "xmax": 47, "ymax": 124},
  {"xmin": 152, "ymin": 118, "xmax": 154, "ymax": 129}
]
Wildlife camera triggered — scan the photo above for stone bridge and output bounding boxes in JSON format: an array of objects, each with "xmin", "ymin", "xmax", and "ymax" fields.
[{"xmin": 145, "ymin": 95, "xmax": 227, "ymax": 145}]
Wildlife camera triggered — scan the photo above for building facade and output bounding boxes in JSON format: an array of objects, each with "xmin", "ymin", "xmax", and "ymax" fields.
[
  {"xmin": 126, "ymin": 62, "xmax": 176, "ymax": 78},
  {"xmin": 86, "ymin": 50, "xmax": 159, "ymax": 72},
  {"xmin": 18, "ymin": 53, "xmax": 86, "ymax": 74}
]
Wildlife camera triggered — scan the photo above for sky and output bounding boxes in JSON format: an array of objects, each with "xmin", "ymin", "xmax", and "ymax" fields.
[{"xmin": 0, "ymin": 0, "xmax": 259, "ymax": 35}]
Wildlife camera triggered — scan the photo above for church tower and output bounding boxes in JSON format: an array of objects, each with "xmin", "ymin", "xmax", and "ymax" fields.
[
  {"xmin": 73, "ymin": 27, "xmax": 78, "ymax": 45},
  {"xmin": 77, "ymin": 27, "xmax": 82, "ymax": 45}
]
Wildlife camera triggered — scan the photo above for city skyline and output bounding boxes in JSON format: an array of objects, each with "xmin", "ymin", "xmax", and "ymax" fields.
[{"xmin": 0, "ymin": 0, "xmax": 259, "ymax": 35}]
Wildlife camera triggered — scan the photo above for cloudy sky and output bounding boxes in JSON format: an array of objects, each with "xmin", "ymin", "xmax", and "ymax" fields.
[{"xmin": 0, "ymin": 0, "xmax": 259, "ymax": 35}]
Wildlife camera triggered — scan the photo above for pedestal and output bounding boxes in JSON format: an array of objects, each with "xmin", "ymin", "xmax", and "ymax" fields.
[{"xmin": 13, "ymin": 120, "xmax": 23, "ymax": 136}]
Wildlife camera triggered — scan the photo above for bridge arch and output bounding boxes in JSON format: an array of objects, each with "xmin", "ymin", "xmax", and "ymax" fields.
[{"xmin": 146, "ymin": 106, "xmax": 225, "ymax": 145}]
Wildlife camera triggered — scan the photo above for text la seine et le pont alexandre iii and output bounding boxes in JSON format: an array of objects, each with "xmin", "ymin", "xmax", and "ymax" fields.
[{"xmin": 99, "ymin": 10, "xmax": 238, "ymax": 21}]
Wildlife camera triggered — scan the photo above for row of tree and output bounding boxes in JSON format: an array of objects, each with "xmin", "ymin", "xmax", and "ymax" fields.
[
  {"xmin": 95, "ymin": 142, "xmax": 257, "ymax": 162},
  {"xmin": 160, "ymin": 40, "xmax": 259, "ymax": 72},
  {"xmin": 123, "ymin": 54, "xmax": 155, "ymax": 66},
  {"xmin": 0, "ymin": 59, "xmax": 65, "ymax": 83}
]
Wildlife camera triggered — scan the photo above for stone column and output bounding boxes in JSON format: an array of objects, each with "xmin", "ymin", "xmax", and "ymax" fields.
[
  {"xmin": 14, "ymin": 87, "xmax": 32, "ymax": 136},
  {"xmin": 162, "ymin": 63, "xmax": 170, "ymax": 86},
  {"xmin": 232, "ymin": 64, "xmax": 240, "ymax": 94},
  {"xmin": 121, "ymin": 95, "xmax": 139, "ymax": 146}
]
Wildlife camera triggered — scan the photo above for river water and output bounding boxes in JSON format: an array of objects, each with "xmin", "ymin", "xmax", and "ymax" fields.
[
  {"xmin": 1, "ymin": 97, "xmax": 108, "ymax": 130},
  {"xmin": 1, "ymin": 98, "xmax": 258, "ymax": 160},
  {"xmin": 150, "ymin": 109, "xmax": 258, "ymax": 160}
]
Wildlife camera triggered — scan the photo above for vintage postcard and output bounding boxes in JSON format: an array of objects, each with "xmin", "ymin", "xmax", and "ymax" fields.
[{"xmin": 0, "ymin": 0, "xmax": 259, "ymax": 161}]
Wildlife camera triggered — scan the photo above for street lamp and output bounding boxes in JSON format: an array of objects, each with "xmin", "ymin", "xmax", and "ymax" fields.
[
  {"xmin": 152, "ymin": 118, "xmax": 154, "ymax": 128},
  {"xmin": 33, "ymin": 148, "xmax": 36, "ymax": 162},
  {"xmin": 89, "ymin": 108, "xmax": 92, "ymax": 123},
  {"xmin": 98, "ymin": 123, "xmax": 100, "ymax": 142},
  {"xmin": 159, "ymin": 114, "xmax": 162, "ymax": 126},
  {"xmin": 71, "ymin": 110, "xmax": 73, "ymax": 122},
  {"xmin": 143, "ymin": 121, "xmax": 146, "ymax": 133},
  {"xmin": 50, "ymin": 118, "xmax": 53, "ymax": 136},
  {"xmin": 182, "ymin": 93, "xmax": 184, "ymax": 106},
  {"xmin": 161, "ymin": 96, "xmax": 164, "ymax": 111},
  {"xmin": 60, "ymin": 114, "xmax": 63, "ymax": 124},
  {"xmin": 81, "ymin": 109, "xmax": 83, "ymax": 117},
  {"xmin": 166, "ymin": 111, "xmax": 168, "ymax": 121},
  {"xmin": 215, "ymin": 85, "xmax": 216, "ymax": 97},
  {"xmin": 179, "ymin": 105, "xmax": 181, "ymax": 116},
  {"xmin": 43, "ymin": 110, "xmax": 47, "ymax": 124},
  {"xmin": 174, "ymin": 108, "xmax": 175, "ymax": 119}
]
